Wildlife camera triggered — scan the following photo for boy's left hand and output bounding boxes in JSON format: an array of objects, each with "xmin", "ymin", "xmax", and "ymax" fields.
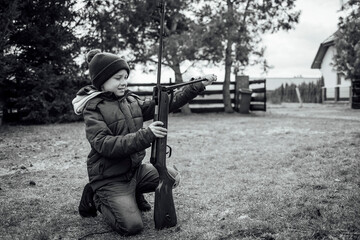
[{"xmin": 201, "ymin": 74, "xmax": 217, "ymax": 86}]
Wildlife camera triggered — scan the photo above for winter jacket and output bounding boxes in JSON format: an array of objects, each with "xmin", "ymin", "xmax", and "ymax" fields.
[{"xmin": 80, "ymin": 82, "xmax": 205, "ymax": 191}]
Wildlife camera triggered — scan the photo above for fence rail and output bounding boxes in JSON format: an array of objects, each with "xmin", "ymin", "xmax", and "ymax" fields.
[
  {"xmin": 249, "ymin": 78, "xmax": 266, "ymax": 112},
  {"xmin": 128, "ymin": 77, "xmax": 266, "ymax": 113}
]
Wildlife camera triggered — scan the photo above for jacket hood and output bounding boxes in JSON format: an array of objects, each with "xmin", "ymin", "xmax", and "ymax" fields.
[
  {"xmin": 72, "ymin": 85, "xmax": 133, "ymax": 115},
  {"xmin": 72, "ymin": 85, "xmax": 102, "ymax": 115}
]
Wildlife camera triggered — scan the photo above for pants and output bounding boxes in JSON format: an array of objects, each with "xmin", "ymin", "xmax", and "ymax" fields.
[{"xmin": 93, "ymin": 163, "xmax": 178, "ymax": 235}]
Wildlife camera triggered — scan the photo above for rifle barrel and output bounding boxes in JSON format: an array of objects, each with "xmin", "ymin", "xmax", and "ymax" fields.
[
  {"xmin": 165, "ymin": 78, "xmax": 206, "ymax": 91},
  {"xmin": 156, "ymin": 0, "xmax": 165, "ymax": 87}
]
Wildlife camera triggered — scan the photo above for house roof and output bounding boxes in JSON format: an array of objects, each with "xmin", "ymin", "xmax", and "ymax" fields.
[{"xmin": 311, "ymin": 32, "xmax": 338, "ymax": 69}]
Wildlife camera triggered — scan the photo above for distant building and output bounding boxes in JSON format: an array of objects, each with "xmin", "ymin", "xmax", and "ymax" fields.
[{"xmin": 311, "ymin": 32, "xmax": 351, "ymax": 103}]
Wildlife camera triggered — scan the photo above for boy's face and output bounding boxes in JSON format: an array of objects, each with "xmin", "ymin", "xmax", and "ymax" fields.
[{"xmin": 102, "ymin": 69, "xmax": 128, "ymax": 97}]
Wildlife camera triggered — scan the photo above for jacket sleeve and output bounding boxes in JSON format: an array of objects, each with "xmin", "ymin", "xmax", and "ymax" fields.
[
  {"xmin": 138, "ymin": 81, "xmax": 206, "ymax": 120},
  {"xmin": 83, "ymin": 105, "xmax": 156, "ymax": 159},
  {"xmin": 169, "ymin": 81, "xmax": 205, "ymax": 112},
  {"xmin": 138, "ymin": 98, "xmax": 156, "ymax": 122}
]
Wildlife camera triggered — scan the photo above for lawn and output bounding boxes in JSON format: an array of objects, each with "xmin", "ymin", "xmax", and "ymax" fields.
[{"xmin": 0, "ymin": 103, "xmax": 359, "ymax": 240}]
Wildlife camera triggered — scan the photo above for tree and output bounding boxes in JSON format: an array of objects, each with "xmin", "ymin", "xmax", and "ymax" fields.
[
  {"xmin": 0, "ymin": 0, "xmax": 20, "ymax": 104},
  {"xmin": 195, "ymin": 0, "xmax": 300, "ymax": 112},
  {"xmin": 80, "ymin": 0, "xmax": 205, "ymax": 113},
  {"xmin": 334, "ymin": 0, "xmax": 360, "ymax": 80},
  {"xmin": 3, "ymin": 0, "xmax": 81, "ymax": 123},
  {"xmin": 78, "ymin": 0, "xmax": 151, "ymax": 54},
  {"xmin": 150, "ymin": 0, "xmax": 207, "ymax": 113}
]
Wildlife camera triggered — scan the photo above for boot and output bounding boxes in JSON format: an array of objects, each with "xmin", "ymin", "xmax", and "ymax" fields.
[
  {"xmin": 136, "ymin": 193, "xmax": 151, "ymax": 212},
  {"xmin": 78, "ymin": 183, "xmax": 97, "ymax": 217}
]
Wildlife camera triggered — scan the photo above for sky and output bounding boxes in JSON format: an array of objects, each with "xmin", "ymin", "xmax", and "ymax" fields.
[
  {"xmin": 255, "ymin": 0, "xmax": 341, "ymax": 78},
  {"xmin": 129, "ymin": 0, "xmax": 342, "ymax": 83}
]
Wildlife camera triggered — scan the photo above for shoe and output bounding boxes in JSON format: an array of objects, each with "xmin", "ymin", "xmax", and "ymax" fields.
[
  {"xmin": 136, "ymin": 193, "xmax": 151, "ymax": 212},
  {"xmin": 78, "ymin": 183, "xmax": 97, "ymax": 217}
]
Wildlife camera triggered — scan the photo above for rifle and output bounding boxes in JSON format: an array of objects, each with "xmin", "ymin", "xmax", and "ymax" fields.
[{"xmin": 149, "ymin": 0, "xmax": 207, "ymax": 230}]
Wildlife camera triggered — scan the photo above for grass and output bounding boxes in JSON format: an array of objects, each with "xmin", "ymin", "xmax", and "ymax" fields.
[{"xmin": 0, "ymin": 103, "xmax": 360, "ymax": 240}]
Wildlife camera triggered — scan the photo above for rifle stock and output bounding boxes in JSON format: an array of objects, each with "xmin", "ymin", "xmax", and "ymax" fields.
[{"xmin": 150, "ymin": 88, "xmax": 177, "ymax": 229}]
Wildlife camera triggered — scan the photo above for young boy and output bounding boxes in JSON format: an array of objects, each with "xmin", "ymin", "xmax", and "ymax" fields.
[{"xmin": 72, "ymin": 49, "xmax": 216, "ymax": 235}]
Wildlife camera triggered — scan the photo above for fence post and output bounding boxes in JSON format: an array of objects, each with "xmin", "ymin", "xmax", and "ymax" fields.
[
  {"xmin": 335, "ymin": 87, "xmax": 339, "ymax": 102},
  {"xmin": 351, "ymin": 78, "xmax": 360, "ymax": 109},
  {"xmin": 295, "ymin": 87, "xmax": 303, "ymax": 108},
  {"xmin": 236, "ymin": 75, "xmax": 250, "ymax": 89},
  {"xmin": 322, "ymin": 87, "xmax": 326, "ymax": 103},
  {"xmin": 235, "ymin": 75, "xmax": 249, "ymax": 111},
  {"xmin": 264, "ymin": 79, "xmax": 267, "ymax": 111},
  {"xmin": 350, "ymin": 83, "xmax": 353, "ymax": 106}
]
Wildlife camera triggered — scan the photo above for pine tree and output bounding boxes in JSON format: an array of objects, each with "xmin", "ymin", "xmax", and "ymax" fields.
[{"xmin": 4, "ymin": 0, "xmax": 80, "ymax": 123}]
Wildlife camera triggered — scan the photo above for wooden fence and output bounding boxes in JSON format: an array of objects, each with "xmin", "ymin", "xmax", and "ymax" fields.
[
  {"xmin": 127, "ymin": 76, "xmax": 266, "ymax": 113},
  {"xmin": 352, "ymin": 79, "xmax": 360, "ymax": 109},
  {"xmin": 322, "ymin": 86, "xmax": 351, "ymax": 102},
  {"xmin": 321, "ymin": 79, "xmax": 360, "ymax": 109}
]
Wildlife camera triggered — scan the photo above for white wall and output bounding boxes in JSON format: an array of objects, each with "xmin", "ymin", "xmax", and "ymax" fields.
[
  {"xmin": 321, "ymin": 45, "xmax": 351, "ymax": 88},
  {"xmin": 321, "ymin": 46, "xmax": 337, "ymax": 88},
  {"xmin": 321, "ymin": 45, "xmax": 351, "ymax": 99}
]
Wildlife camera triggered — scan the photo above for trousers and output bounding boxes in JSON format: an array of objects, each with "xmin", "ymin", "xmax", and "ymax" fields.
[{"xmin": 93, "ymin": 163, "xmax": 178, "ymax": 235}]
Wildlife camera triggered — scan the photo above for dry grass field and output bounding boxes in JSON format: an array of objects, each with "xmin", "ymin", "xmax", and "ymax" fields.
[{"xmin": 0, "ymin": 103, "xmax": 359, "ymax": 240}]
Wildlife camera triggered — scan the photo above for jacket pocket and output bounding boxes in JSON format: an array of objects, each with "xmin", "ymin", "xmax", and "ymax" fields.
[
  {"xmin": 130, "ymin": 150, "xmax": 146, "ymax": 169},
  {"xmin": 88, "ymin": 160, "xmax": 104, "ymax": 179},
  {"xmin": 103, "ymin": 158, "xmax": 131, "ymax": 177}
]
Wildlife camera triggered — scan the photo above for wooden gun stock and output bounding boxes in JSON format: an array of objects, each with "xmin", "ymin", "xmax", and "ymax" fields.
[{"xmin": 150, "ymin": 88, "xmax": 177, "ymax": 229}]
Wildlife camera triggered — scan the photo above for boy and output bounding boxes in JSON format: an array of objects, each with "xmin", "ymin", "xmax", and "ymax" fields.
[{"xmin": 72, "ymin": 49, "xmax": 216, "ymax": 235}]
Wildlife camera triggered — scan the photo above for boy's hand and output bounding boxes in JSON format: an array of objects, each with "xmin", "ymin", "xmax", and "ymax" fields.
[
  {"xmin": 149, "ymin": 121, "xmax": 167, "ymax": 138},
  {"xmin": 201, "ymin": 74, "xmax": 217, "ymax": 86}
]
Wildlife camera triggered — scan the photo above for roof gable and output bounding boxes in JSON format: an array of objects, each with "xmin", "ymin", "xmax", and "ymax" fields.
[{"xmin": 311, "ymin": 32, "xmax": 338, "ymax": 69}]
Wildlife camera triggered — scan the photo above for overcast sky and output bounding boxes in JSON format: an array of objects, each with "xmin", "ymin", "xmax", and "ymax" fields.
[
  {"xmin": 130, "ymin": 0, "xmax": 342, "ymax": 83},
  {"xmin": 247, "ymin": 0, "xmax": 341, "ymax": 78}
]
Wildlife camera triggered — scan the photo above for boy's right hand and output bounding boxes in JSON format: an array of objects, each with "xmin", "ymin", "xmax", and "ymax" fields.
[{"xmin": 149, "ymin": 121, "xmax": 167, "ymax": 138}]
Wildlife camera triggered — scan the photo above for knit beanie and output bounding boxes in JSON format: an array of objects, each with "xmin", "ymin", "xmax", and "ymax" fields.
[{"xmin": 86, "ymin": 49, "xmax": 130, "ymax": 90}]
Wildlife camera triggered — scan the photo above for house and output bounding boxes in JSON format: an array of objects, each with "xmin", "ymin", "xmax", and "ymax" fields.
[{"xmin": 311, "ymin": 32, "xmax": 351, "ymax": 103}]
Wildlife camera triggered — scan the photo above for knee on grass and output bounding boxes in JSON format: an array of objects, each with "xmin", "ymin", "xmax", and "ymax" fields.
[{"xmin": 114, "ymin": 219, "xmax": 144, "ymax": 236}]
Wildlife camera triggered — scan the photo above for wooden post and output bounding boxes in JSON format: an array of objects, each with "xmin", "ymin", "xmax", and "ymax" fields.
[
  {"xmin": 264, "ymin": 79, "xmax": 267, "ymax": 111},
  {"xmin": 335, "ymin": 87, "xmax": 339, "ymax": 102},
  {"xmin": 235, "ymin": 75, "xmax": 249, "ymax": 111},
  {"xmin": 235, "ymin": 75, "xmax": 250, "ymax": 89},
  {"xmin": 351, "ymin": 78, "xmax": 360, "ymax": 109},
  {"xmin": 350, "ymin": 84, "xmax": 352, "ymax": 106},
  {"xmin": 322, "ymin": 87, "xmax": 326, "ymax": 103},
  {"xmin": 295, "ymin": 87, "xmax": 303, "ymax": 108}
]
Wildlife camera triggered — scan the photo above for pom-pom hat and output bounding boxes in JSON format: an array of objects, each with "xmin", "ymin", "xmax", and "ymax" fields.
[{"xmin": 86, "ymin": 49, "xmax": 130, "ymax": 90}]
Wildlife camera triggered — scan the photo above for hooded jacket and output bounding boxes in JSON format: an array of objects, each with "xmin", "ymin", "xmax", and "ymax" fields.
[{"xmin": 74, "ymin": 82, "xmax": 205, "ymax": 191}]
